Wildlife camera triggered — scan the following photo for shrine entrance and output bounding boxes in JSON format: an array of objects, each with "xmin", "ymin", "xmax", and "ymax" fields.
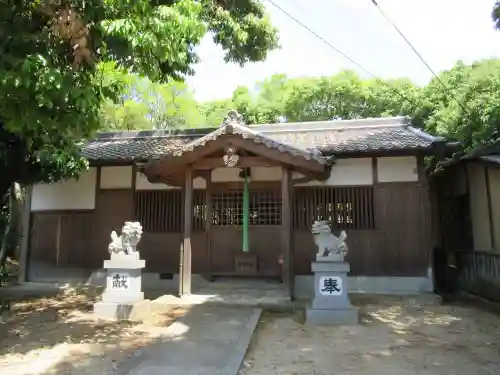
[
  {"xmin": 209, "ymin": 187, "xmax": 283, "ymax": 278},
  {"xmin": 142, "ymin": 111, "xmax": 332, "ymax": 298}
]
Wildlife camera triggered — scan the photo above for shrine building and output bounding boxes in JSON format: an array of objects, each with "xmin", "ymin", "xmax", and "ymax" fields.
[{"xmin": 22, "ymin": 111, "xmax": 453, "ymax": 298}]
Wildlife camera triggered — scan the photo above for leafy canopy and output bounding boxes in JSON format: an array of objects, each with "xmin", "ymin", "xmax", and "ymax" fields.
[
  {"xmin": 412, "ymin": 59, "xmax": 500, "ymax": 153},
  {"xmin": 0, "ymin": 0, "xmax": 278, "ymax": 187},
  {"xmin": 200, "ymin": 71, "xmax": 420, "ymax": 126},
  {"xmin": 100, "ymin": 75, "xmax": 203, "ymax": 130}
]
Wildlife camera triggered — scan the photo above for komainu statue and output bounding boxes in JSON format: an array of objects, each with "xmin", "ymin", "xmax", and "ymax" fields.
[
  {"xmin": 108, "ymin": 221, "xmax": 143, "ymax": 256},
  {"xmin": 311, "ymin": 220, "xmax": 348, "ymax": 261}
]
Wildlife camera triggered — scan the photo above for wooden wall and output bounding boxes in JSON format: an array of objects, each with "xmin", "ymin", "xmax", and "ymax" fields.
[
  {"xmin": 28, "ymin": 157, "xmax": 432, "ymax": 279},
  {"xmin": 292, "ymin": 182, "xmax": 429, "ymax": 276}
]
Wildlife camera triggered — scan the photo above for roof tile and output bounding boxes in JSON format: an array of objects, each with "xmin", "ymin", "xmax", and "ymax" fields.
[{"xmin": 81, "ymin": 115, "xmax": 444, "ymax": 162}]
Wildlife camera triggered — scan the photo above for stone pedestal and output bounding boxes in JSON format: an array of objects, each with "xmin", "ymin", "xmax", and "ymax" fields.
[
  {"xmin": 306, "ymin": 257, "xmax": 359, "ymax": 325},
  {"xmin": 94, "ymin": 253, "xmax": 148, "ymax": 320}
]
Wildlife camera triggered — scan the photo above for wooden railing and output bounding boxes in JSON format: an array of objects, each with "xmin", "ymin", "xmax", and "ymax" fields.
[{"xmin": 454, "ymin": 250, "xmax": 500, "ymax": 301}]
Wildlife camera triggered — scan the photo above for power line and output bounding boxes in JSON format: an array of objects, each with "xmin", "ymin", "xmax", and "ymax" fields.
[
  {"xmin": 370, "ymin": 0, "xmax": 441, "ymax": 82},
  {"xmin": 265, "ymin": 0, "xmax": 420, "ymax": 111},
  {"xmin": 370, "ymin": 0, "xmax": 470, "ymax": 114}
]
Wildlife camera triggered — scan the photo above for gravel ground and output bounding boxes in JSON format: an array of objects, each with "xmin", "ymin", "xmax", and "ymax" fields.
[
  {"xmin": 240, "ymin": 297, "xmax": 500, "ymax": 375},
  {"xmin": 0, "ymin": 286, "xmax": 187, "ymax": 375}
]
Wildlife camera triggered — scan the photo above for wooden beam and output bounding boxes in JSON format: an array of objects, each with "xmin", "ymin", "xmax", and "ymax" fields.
[
  {"xmin": 227, "ymin": 137, "xmax": 326, "ymax": 173},
  {"xmin": 179, "ymin": 168, "xmax": 193, "ymax": 296},
  {"xmin": 205, "ymin": 171, "xmax": 213, "ymax": 281},
  {"xmin": 485, "ymin": 164, "xmax": 496, "ymax": 250},
  {"xmin": 94, "ymin": 166, "xmax": 101, "ymax": 201},
  {"xmin": 417, "ymin": 156, "xmax": 433, "ymax": 276},
  {"xmin": 210, "ymin": 181, "xmax": 281, "ymax": 192},
  {"xmin": 281, "ymin": 167, "xmax": 293, "ymax": 299},
  {"xmin": 131, "ymin": 163, "xmax": 137, "ymax": 220},
  {"xmin": 55, "ymin": 215, "xmax": 62, "ymax": 266},
  {"xmin": 192, "ymin": 156, "xmax": 279, "ymax": 170},
  {"xmin": 18, "ymin": 185, "xmax": 33, "ymax": 282},
  {"xmin": 372, "ymin": 157, "xmax": 378, "ymax": 184}
]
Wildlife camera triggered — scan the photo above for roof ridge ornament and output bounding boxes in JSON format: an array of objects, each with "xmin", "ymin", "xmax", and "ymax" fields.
[{"xmin": 222, "ymin": 110, "xmax": 244, "ymax": 128}]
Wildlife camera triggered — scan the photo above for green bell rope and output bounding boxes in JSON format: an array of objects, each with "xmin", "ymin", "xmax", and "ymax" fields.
[{"xmin": 242, "ymin": 171, "xmax": 249, "ymax": 252}]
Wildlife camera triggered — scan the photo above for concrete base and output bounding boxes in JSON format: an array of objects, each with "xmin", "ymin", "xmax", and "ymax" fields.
[
  {"xmin": 306, "ymin": 305, "xmax": 359, "ymax": 326},
  {"xmin": 101, "ymin": 291, "xmax": 145, "ymax": 304},
  {"xmin": 93, "ymin": 299, "xmax": 151, "ymax": 321}
]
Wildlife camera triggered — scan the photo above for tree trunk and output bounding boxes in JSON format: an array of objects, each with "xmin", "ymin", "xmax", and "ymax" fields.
[{"xmin": 0, "ymin": 182, "xmax": 15, "ymax": 269}]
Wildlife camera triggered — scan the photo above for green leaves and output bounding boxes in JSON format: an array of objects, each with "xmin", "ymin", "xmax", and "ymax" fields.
[
  {"xmin": 493, "ymin": 1, "xmax": 500, "ymax": 29},
  {"xmin": 0, "ymin": 0, "xmax": 278, "ymax": 198},
  {"xmin": 413, "ymin": 59, "xmax": 500, "ymax": 152},
  {"xmin": 100, "ymin": 75, "xmax": 203, "ymax": 131}
]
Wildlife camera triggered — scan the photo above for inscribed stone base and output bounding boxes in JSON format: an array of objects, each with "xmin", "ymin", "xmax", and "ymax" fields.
[
  {"xmin": 305, "ymin": 260, "xmax": 359, "ymax": 326},
  {"xmin": 93, "ymin": 299, "xmax": 151, "ymax": 321},
  {"xmin": 305, "ymin": 305, "xmax": 359, "ymax": 326},
  {"xmin": 94, "ymin": 256, "xmax": 146, "ymax": 321}
]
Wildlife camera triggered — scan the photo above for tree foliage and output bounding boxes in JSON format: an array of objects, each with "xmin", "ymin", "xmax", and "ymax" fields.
[
  {"xmin": 199, "ymin": 61, "xmax": 500, "ymax": 156},
  {"xmin": 0, "ymin": 0, "xmax": 279, "ymax": 267},
  {"xmin": 493, "ymin": 1, "xmax": 500, "ymax": 29},
  {"xmin": 200, "ymin": 71, "xmax": 420, "ymax": 126},
  {"xmin": 100, "ymin": 76, "xmax": 203, "ymax": 130},
  {"xmin": 412, "ymin": 59, "xmax": 500, "ymax": 153}
]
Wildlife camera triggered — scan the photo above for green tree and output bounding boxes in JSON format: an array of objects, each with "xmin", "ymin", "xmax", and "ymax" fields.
[
  {"xmin": 200, "ymin": 74, "xmax": 292, "ymax": 126},
  {"xmin": 198, "ymin": 71, "xmax": 419, "ymax": 126},
  {"xmin": 100, "ymin": 76, "xmax": 204, "ymax": 130},
  {"xmin": 412, "ymin": 59, "xmax": 500, "ymax": 152},
  {"xmin": 282, "ymin": 71, "xmax": 418, "ymax": 122},
  {"xmin": 493, "ymin": 1, "xmax": 500, "ymax": 29},
  {"xmin": 137, "ymin": 79, "xmax": 204, "ymax": 129},
  {"xmin": 199, "ymin": 98, "xmax": 235, "ymax": 127},
  {"xmin": 0, "ymin": 0, "xmax": 279, "ymax": 267}
]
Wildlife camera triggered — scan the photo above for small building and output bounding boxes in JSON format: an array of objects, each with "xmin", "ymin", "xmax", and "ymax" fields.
[
  {"xmin": 431, "ymin": 141, "xmax": 500, "ymax": 300},
  {"xmin": 24, "ymin": 112, "xmax": 450, "ymax": 298}
]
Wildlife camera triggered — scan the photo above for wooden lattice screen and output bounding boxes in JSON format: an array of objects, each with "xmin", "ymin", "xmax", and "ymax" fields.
[
  {"xmin": 293, "ymin": 186, "xmax": 375, "ymax": 230},
  {"xmin": 212, "ymin": 189, "xmax": 282, "ymax": 226},
  {"xmin": 135, "ymin": 190, "xmax": 206, "ymax": 232}
]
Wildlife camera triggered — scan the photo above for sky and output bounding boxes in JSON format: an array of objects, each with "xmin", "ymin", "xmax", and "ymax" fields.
[{"xmin": 185, "ymin": 0, "xmax": 500, "ymax": 102}]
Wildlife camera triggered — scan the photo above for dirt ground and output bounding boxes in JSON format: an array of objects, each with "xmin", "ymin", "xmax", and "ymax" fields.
[
  {"xmin": 0, "ymin": 286, "xmax": 187, "ymax": 375},
  {"xmin": 241, "ymin": 297, "xmax": 500, "ymax": 375}
]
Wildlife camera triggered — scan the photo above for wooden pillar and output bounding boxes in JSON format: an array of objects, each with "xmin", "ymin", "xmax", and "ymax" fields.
[
  {"xmin": 281, "ymin": 167, "xmax": 293, "ymax": 298},
  {"xmin": 484, "ymin": 164, "xmax": 496, "ymax": 250},
  {"xmin": 205, "ymin": 171, "xmax": 213, "ymax": 281},
  {"xmin": 18, "ymin": 185, "xmax": 33, "ymax": 282},
  {"xmin": 131, "ymin": 163, "xmax": 137, "ymax": 220},
  {"xmin": 179, "ymin": 168, "xmax": 193, "ymax": 297}
]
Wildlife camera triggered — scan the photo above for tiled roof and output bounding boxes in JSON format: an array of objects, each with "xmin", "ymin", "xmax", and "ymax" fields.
[
  {"xmin": 478, "ymin": 154, "xmax": 500, "ymax": 164},
  {"xmin": 433, "ymin": 139, "xmax": 500, "ymax": 172},
  {"xmin": 81, "ymin": 114, "xmax": 447, "ymax": 162},
  {"xmin": 171, "ymin": 110, "xmax": 330, "ymax": 165}
]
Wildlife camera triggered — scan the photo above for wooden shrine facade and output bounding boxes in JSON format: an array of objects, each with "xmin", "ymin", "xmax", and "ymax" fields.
[
  {"xmin": 25, "ymin": 113, "xmax": 453, "ymax": 296},
  {"xmin": 142, "ymin": 111, "xmax": 334, "ymax": 296}
]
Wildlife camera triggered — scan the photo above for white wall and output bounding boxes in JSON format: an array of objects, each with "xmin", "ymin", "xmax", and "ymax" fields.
[
  {"xmin": 100, "ymin": 166, "xmax": 132, "ymax": 189},
  {"xmin": 467, "ymin": 162, "xmax": 492, "ymax": 251},
  {"xmin": 30, "ymin": 157, "xmax": 421, "ymax": 211},
  {"xmin": 377, "ymin": 156, "xmax": 418, "ymax": 182},
  {"xmin": 135, "ymin": 172, "xmax": 205, "ymax": 190},
  {"xmin": 298, "ymin": 158, "xmax": 373, "ymax": 186},
  {"xmin": 31, "ymin": 168, "xmax": 97, "ymax": 211},
  {"xmin": 136, "ymin": 160, "xmax": 374, "ymax": 188},
  {"xmin": 489, "ymin": 167, "xmax": 500, "ymax": 252}
]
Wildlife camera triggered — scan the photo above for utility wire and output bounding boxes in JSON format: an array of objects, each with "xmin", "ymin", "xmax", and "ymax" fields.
[
  {"xmin": 370, "ymin": 0, "xmax": 470, "ymax": 114},
  {"xmin": 265, "ymin": 0, "xmax": 421, "ymax": 111}
]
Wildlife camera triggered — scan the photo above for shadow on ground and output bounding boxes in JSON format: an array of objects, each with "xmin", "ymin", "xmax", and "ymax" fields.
[
  {"xmin": 240, "ymin": 295, "xmax": 500, "ymax": 375},
  {"xmin": 0, "ymin": 286, "xmax": 192, "ymax": 375}
]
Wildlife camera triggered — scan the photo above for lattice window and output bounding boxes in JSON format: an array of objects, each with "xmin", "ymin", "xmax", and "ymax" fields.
[
  {"xmin": 212, "ymin": 189, "xmax": 282, "ymax": 226},
  {"xmin": 135, "ymin": 190, "xmax": 206, "ymax": 232},
  {"xmin": 192, "ymin": 191, "xmax": 206, "ymax": 230},
  {"xmin": 293, "ymin": 187, "xmax": 374, "ymax": 230}
]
